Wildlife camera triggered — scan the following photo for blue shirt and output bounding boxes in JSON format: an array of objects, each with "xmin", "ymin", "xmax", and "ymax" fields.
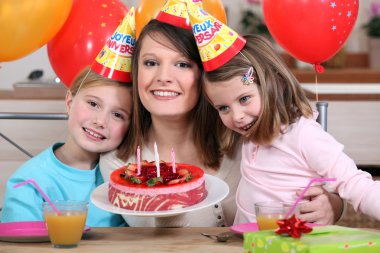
[{"xmin": 1, "ymin": 143, "xmax": 126, "ymax": 227}]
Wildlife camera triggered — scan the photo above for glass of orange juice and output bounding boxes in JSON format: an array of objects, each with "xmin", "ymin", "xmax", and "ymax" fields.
[
  {"xmin": 43, "ymin": 200, "xmax": 88, "ymax": 248},
  {"xmin": 255, "ymin": 201, "xmax": 300, "ymax": 231}
]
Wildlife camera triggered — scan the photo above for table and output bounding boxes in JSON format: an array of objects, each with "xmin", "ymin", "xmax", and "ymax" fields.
[{"xmin": 0, "ymin": 227, "xmax": 243, "ymax": 253}]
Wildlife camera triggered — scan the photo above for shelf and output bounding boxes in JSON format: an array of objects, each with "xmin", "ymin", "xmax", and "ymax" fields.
[{"xmin": 293, "ymin": 68, "xmax": 380, "ymax": 83}]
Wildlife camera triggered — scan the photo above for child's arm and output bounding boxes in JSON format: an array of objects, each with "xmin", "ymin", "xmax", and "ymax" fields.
[{"xmin": 1, "ymin": 177, "xmax": 44, "ymax": 222}]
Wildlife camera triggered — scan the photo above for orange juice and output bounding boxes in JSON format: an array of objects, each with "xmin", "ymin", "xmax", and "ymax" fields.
[
  {"xmin": 44, "ymin": 211, "xmax": 87, "ymax": 246},
  {"xmin": 256, "ymin": 214, "xmax": 285, "ymax": 230}
]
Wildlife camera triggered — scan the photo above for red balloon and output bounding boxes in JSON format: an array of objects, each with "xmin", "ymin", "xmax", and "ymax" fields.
[
  {"xmin": 263, "ymin": 0, "xmax": 358, "ymax": 66},
  {"xmin": 47, "ymin": 0, "xmax": 128, "ymax": 87}
]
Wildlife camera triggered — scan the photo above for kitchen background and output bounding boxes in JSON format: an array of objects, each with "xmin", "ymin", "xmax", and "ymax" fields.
[
  {"xmin": 1, "ymin": 0, "xmax": 380, "ymax": 227},
  {"xmin": 0, "ymin": 0, "xmax": 377, "ymax": 87}
]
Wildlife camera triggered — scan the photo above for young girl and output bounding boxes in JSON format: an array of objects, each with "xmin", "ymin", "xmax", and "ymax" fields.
[
  {"xmin": 203, "ymin": 34, "xmax": 380, "ymax": 224},
  {"xmin": 1, "ymin": 67, "xmax": 133, "ymax": 227}
]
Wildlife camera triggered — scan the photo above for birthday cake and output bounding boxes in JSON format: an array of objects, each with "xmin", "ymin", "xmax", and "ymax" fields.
[{"xmin": 108, "ymin": 161, "xmax": 207, "ymax": 211}]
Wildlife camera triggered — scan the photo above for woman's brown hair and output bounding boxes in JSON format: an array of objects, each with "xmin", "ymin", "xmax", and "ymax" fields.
[
  {"xmin": 117, "ymin": 19, "xmax": 223, "ymax": 168},
  {"xmin": 204, "ymin": 35, "xmax": 312, "ymax": 151}
]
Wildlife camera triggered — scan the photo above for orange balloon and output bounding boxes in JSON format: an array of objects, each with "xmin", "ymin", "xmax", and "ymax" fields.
[
  {"xmin": 0, "ymin": 0, "xmax": 73, "ymax": 62},
  {"xmin": 135, "ymin": 0, "xmax": 226, "ymax": 38}
]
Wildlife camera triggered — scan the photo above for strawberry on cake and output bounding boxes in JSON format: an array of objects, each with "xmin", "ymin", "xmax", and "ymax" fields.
[{"xmin": 108, "ymin": 161, "xmax": 207, "ymax": 211}]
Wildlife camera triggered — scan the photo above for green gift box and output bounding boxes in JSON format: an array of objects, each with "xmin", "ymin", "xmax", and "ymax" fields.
[{"xmin": 244, "ymin": 225, "xmax": 380, "ymax": 253}]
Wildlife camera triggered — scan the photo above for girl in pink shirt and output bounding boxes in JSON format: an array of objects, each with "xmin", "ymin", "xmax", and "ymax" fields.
[{"xmin": 202, "ymin": 34, "xmax": 380, "ymax": 224}]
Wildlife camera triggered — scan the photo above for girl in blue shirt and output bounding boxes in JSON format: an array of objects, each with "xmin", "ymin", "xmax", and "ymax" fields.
[{"xmin": 2, "ymin": 67, "xmax": 133, "ymax": 227}]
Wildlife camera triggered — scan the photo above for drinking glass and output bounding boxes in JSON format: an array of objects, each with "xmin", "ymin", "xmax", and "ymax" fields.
[
  {"xmin": 43, "ymin": 200, "xmax": 88, "ymax": 248},
  {"xmin": 254, "ymin": 201, "xmax": 304, "ymax": 231}
]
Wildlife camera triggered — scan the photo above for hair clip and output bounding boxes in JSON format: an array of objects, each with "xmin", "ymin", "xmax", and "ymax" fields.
[{"xmin": 242, "ymin": 66, "xmax": 255, "ymax": 85}]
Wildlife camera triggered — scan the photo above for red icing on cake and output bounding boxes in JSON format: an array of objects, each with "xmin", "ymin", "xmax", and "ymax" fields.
[{"xmin": 108, "ymin": 161, "xmax": 207, "ymax": 211}]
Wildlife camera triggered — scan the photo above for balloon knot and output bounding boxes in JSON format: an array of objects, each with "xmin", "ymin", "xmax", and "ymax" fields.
[{"xmin": 314, "ymin": 64, "xmax": 325, "ymax": 74}]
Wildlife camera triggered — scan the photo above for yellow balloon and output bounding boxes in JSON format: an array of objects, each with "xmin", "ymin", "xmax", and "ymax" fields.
[
  {"xmin": 136, "ymin": 0, "xmax": 227, "ymax": 38},
  {"xmin": 0, "ymin": 0, "xmax": 73, "ymax": 61}
]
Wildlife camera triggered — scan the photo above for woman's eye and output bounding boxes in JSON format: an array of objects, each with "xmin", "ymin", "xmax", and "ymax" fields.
[
  {"xmin": 143, "ymin": 60, "xmax": 157, "ymax": 67},
  {"xmin": 176, "ymin": 62, "xmax": 191, "ymax": 68},
  {"xmin": 240, "ymin": 96, "xmax": 250, "ymax": 104}
]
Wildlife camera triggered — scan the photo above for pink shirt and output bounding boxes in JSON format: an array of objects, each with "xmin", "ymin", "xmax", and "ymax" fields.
[{"xmin": 235, "ymin": 115, "xmax": 380, "ymax": 224}]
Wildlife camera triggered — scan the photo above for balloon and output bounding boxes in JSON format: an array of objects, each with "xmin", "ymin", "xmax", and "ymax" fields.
[
  {"xmin": 263, "ymin": 0, "xmax": 358, "ymax": 68},
  {"xmin": 135, "ymin": 0, "xmax": 227, "ymax": 38},
  {"xmin": 0, "ymin": 0, "xmax": 73, "ymax": 62},
  {"xmin": 47, "ymin": 0, "xmax": 128, "ymax": 87}
]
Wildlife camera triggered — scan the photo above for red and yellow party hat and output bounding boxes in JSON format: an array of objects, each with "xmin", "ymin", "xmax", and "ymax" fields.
[
  {"xmin": 185, "ymin": 0, "xmax": 246, "ymax": 72},
  {"xmin": 156, "ymin": 0, "xmax": 202, "ymax": 29},
  {"xmin": 91, "ymin": 7, "xmax": 136, "ymax": 82}
]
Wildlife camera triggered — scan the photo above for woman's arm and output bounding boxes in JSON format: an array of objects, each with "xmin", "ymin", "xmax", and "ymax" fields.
[{"xmin": 296, "ymin": 186, "xmax": 344, "ymax": 224}]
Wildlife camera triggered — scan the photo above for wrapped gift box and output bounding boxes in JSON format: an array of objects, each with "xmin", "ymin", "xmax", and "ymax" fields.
[{"xmin": 244, "ymin": 225, "xmax": 380, "ymax": 253}]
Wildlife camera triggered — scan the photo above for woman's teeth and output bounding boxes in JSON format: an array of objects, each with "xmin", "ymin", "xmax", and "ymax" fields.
[{"xmin": 153, "ymin": 91, "xmax": 179, "ymax": 97}]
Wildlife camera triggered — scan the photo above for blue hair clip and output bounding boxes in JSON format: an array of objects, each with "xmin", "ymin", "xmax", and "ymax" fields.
[{"xmin": 242, "ymin": 66, "xmax": 255, "ymax": 85}]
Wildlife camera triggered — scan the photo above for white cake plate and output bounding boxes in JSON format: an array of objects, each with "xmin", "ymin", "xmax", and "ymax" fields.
[{"xmin": 91, "ymin": 174, "xmax": 229, "ymax": 217}]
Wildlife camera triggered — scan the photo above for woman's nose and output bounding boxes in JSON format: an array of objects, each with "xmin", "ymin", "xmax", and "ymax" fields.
[{"xmin": 156, "ymin": 64, "xmax": 173, "ymax": 84}]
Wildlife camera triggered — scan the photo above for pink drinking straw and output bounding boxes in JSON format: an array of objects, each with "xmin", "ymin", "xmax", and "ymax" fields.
[
  {"xmin": 285, "ymin": 177, "xmax": 336, "ymax": 218},
  {"xmin": 13, "ymin": 179, "xmax": 62, "ymax": 216},
  {"xmin": 171, "ymin": 147, "xmax": 176, "ymax": 173},
  {"xmin": 137, "ymin": 146, "xmax": 141, "ymax": 175}
]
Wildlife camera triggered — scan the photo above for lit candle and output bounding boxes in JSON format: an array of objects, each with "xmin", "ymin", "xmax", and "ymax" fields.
[
  {"xmin": 137, "ymin": 146, "xmax": 141, "ymax": 175},
  {"xmin": 171, "ymin": 147, "xmax": 176, "ymax": 173},
  {"xmin": 154, "ymin": 142, "xmax": 160, "ymax": 178}
]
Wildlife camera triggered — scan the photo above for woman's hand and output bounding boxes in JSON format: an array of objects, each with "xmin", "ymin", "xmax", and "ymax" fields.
[{"xmin": 296, "ymin": 185, "xmax": 344, "ymax": 225}]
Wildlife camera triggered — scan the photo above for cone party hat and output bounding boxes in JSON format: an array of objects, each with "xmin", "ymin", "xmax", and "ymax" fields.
[
  {"xmin": 91, "ymin": 7, "xmax": 136, "ymax": 82},
  {"xmin": 156, "ymin": 0, "xmax": 202, "ymax": 29},
  {"xmin": 185, "ymin": 0, "xmax": 246, "ymax": 72}
]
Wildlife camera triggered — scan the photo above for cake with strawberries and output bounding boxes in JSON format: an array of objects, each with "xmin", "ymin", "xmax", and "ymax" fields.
[{"xmin": 108, "ymin": 161, "xmax": 207, "ymax": 211}]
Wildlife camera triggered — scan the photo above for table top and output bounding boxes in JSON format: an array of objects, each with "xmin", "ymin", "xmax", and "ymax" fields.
[{"xmin": 0, "ymin": 227, "xmax": 243, "ymax": 253}]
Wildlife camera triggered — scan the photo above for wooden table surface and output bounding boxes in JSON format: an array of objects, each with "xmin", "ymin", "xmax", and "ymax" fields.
[{"xmin": 0, "ymin": 227, "xmax": 243, "ymax": 253}]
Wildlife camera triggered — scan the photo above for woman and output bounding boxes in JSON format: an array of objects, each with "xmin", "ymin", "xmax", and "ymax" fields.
[{"xmin": 100, "ymin": 19, "xmax": 343, "ymax": 227}]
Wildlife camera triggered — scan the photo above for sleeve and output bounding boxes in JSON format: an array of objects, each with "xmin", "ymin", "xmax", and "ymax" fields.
[
  {"xmin": 299, "ymin": 120, "xmax": 380, "ymax": 220},
  {"xmin": 1, "ymin": 175, "xmax": 45, "ymax": 222},
  {"xmin": 298, "ymin": 120, "xmax": 344, "ymax": 177},
  {"xmin": 99, "ymin": 150, "xmax": 125, "ymax": 182}
]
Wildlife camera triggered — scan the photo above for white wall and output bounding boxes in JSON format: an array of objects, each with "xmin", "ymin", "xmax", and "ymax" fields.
[{"xmin": 0, "ymin": 0, "xmax": 374, "ymax": 90}]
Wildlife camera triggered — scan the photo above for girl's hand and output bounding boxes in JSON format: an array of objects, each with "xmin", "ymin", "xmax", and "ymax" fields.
[{"xmin": 296, "ymin": 185, "xmax": 344, "ymax": 225}]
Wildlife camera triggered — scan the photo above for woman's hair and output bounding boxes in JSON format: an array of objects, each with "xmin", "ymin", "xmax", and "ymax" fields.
[
  {"xmin": 70, "ymin": 67, "xmax": 132, "ymax": 96},
  {"xmin": 204, "ymin": 35, "xmax": 312, "ymax": 150},
  {"xmin": 117, "ymin": 19, "xmax": 223, "ymax": 168}
]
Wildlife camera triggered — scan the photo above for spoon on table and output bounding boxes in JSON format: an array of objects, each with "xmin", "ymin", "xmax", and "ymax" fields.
[{"xmin": 201, "ymin": 232, "xmax": 234, "ymax": 242}]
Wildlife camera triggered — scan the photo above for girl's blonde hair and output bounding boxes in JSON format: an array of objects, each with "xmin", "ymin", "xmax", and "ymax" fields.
[
  {"xmin": 70, "ymin": 67, "xmax": 132, "ymax": 96},
  {"xmin": 116, "ymin": 19, "xmax": 223, "ymax": 169},
  {"xmin": 204, "ymin": 35, "xmax": 313, "ymax": 151}
]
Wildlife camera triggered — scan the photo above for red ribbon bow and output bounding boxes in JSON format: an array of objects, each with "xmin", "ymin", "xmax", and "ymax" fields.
[{"xmin": 275, "ymin": 214, "xmax": 313, "ymax": 238}]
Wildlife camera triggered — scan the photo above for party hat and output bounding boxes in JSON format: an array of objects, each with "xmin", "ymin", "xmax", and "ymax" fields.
[
  {"xmin": 91, "ymin": 7, "xmax": 136, "ymax": 82},
  {"xmin": 156, "ymin": 0, "xmax": 202, "ymax": 29},
  {"xmin": 185, "ymin": 0, "xmax": 246, "ymax": 72}
]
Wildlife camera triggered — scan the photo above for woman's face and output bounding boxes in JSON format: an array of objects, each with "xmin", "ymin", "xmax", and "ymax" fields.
[{"xmin": 137, "ymin": 33, "xmax": 201, "ymax": 120}]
